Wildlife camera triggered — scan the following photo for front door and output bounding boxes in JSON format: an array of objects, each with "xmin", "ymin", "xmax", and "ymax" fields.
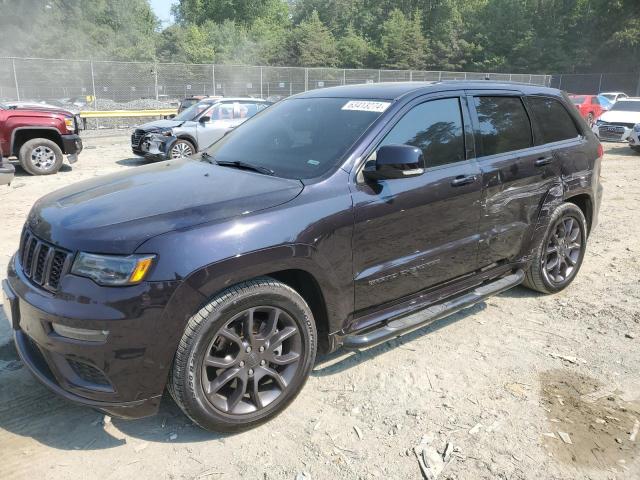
[
  {"xmin": 196, "ymin": 102, "xmax": 238, "ymax": 149},
  {"xmin": 351, "ymin": 96, "xmax": 482, "ymax": 312}
]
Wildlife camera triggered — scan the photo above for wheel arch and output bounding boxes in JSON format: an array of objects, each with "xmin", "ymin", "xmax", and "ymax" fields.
[
  {"xmin": 175, "ymin": 134, "xmax": 197, "ymax": 150},
  {"xmin": 11, "ymin": 127, "xmax": 63, "ymax": 156},
  {"xmin": 565, "ymin": 193, "xmax": 593, "ymax": 235}
]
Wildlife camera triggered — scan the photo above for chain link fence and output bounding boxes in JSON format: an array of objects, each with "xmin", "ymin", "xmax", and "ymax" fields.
[
  {"xmin": 0, "ymin": 56, "xmax": 553, "ymax": 128},
  {"xmin": 549, "ymin": 73, "xmax": 640, "ymax": 96}
]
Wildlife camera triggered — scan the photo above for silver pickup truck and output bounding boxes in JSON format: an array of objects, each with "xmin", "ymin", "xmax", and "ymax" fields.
[{"xmin": 131, "ymin": 97, "xmax": 272, "ymax": 159}]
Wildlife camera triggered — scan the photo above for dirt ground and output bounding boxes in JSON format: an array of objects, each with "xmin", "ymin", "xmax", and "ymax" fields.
[{"xmin": 0, "ymin": 135, "xmax": 639, "ymax": 480}]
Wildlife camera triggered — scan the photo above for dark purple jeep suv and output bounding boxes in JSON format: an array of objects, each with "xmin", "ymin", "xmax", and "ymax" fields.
[{"xmin": 3, "ymin": 82, "xmax": 603, "ymax": 432}]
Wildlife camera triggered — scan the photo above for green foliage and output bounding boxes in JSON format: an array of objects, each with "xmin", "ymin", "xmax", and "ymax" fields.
[
  {"xmin": 0, "ymin": 0, "xmax": 158, "ymax": 61},
  {"xmin": 289, "ymin": 10, "xmax": 338, "ymax": 67},
  {"xmin": 0, "ymin": 0, "xmax": 638, "ymax": 73},
  {"xmin": 380, "ymin": 9, "xmax": 428, "ymax": 70}
]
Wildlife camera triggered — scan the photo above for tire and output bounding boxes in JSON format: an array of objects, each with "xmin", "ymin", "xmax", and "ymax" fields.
[
  {"xmin": 631, "ymin": 146, "xmax": 640, "ymax": 153},
  {"xmin": 522, "ymin": 202, "xmax": 588, "ymax": 294},
  {"xmin": 169, "ymin": 277, "xmax": 317, "ymax": 432},
  {"xmin": 18, "ymin": 138, "xmax": 63, "ymax": 175},
  {"xmin": 168, "ymin": 139, "xmax": 195, "ymax": 159}
]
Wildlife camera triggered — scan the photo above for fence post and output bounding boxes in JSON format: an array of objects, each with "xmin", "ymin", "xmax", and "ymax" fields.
[
  {"xmin": 636, "ymin": 73, "xmax": 640, "ymax": 97},
  {"xmin": 378, "ymin": 70, "xmax": 381, "ymax": 83},
  {"xmin": 212, "ymin": 64, "xmax": 216, "ymax": 96},
  {"xmin": 260, "ymin": 66, "xmax": 263, "ymax": 98},
  {"xmin": 11, "ymin": 58, "xmax": 20, "ymax": 101},
  {"xmin": 154, "ymin": 63, "xmax": 159, "ymax": 100},
  {"xmin": 343, "ymin": 69, "xmax": 346, "ymax": 85},
  {"xmin": 598, "ymin": 73, "xmax": 603, "ymax": 93},
  {"xmin": 409, "ymin": 70, "xmax": 413, "ymax": 82},
  {"xmin": 90, "ymin": 59, "xmax": 97, "ymax": 110},
  {"xmin": 304, "ymin": 68, "xmax": 308, "ymax": 91},
  {"xmin": 529, "ymin": 74, "xmax": 532, "ymax": 84},
  {"xmin": 558, "ymin": 74, "xmax": 562, "ymax": 90}
]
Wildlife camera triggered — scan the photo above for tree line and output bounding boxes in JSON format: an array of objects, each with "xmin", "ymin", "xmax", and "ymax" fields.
[{"xmin": 1, "ymin": 0, "xmax": 639, "ymax": 74}]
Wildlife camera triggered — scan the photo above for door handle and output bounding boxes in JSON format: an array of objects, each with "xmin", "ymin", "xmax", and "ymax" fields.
[
  {"xmin": 450, "ymin": 174, "xmax": 477, "ymax": 187},
  {"xmin": 535, "ymin": 156, "xmax": 553, "ymax": 167}
]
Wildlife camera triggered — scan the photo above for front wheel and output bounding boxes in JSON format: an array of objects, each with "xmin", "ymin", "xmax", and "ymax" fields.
[
  {"xmin": 19, "ymin": 138, "xmax": 63, "ymax": 175},
  {"xmin": 169, "ymin": 278, "xmax": 317, "ymax": 432},
  {"xmin": 169, "ymin": 139, "xmax": 195, "ymax": 159},
  {"xmin": 523, "ymin": 203, "xmax": 587, "ymax": 294}
]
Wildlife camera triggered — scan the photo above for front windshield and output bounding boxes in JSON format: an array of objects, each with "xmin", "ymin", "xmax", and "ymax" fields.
[
  {"xmin": 601, "ymin": 94, "xmax": 615, "ymax": 102},
  {"xmin": 610, "ymin": 101, "xmax": 640, "ymax": 112},
  {"xmin": 174, "ymin": 100, "xmax": 214, "ymax": 121},
  {"xmin": 205, "ymin": 97, "xmax": 389, "ymax": 179},
  {"xmin": 570, "ymin": 96, "xmax": 586, "ymax": 104}
]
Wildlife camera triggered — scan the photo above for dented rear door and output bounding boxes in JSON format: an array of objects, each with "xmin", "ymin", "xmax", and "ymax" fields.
[{"xmin": 468, "ymin": 92, "xmax": 558, "ymax": 266}]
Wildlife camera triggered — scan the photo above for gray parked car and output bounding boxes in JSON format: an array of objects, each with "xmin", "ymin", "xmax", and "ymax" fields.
[{"xmin": 131, "ymin": 98, "xmax": 272, "ymax": 159}]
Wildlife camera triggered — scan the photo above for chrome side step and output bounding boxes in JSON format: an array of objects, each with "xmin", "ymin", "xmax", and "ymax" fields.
[{"xmin": 340, "ymin": 269, "xmax": 525, "ymax": 350}]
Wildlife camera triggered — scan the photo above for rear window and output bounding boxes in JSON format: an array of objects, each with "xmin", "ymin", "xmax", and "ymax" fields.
[
  {"xmin": 527, "ymin": 96, "xmax": 580, "ymax": 144},
  {"xmin": 474, "ymin": 96, "xmax": 532, "ymax": 156},
  {"xmin": 570, "ymin": 96, "xmax": 586, "ymax": 105}
]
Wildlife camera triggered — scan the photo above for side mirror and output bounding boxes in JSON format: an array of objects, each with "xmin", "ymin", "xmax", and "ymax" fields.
[
  {"xmin": 199, "ymin": 116, "xmax": 210, "ymax": 124},
  {"xmin": 363, "ymin": 144, "xmax": 424, "ymax": 181}
]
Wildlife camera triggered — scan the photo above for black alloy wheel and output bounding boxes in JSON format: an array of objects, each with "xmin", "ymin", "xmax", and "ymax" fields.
[
  {"xmin": 542, "ymin": 216, "xmax": 583, "ymax": 285},
  {"xmin": 169, "ymin": 278, "xmax": 317, "ymax": 432},
  {"xmin": 201, "ymin": 306, "xmax": 302, "ymax": 415},
  {"xmin": 522, "ymin": 202, "xmax": 587, "ymax": 294}
]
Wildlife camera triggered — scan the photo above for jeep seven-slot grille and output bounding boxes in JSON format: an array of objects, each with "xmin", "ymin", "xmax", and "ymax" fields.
[{"xmin": 20, "ymin": 231, "xmax": 71, "ymax": 292}]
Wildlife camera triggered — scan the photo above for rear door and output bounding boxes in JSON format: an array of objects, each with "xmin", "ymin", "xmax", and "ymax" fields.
[
  {"xmin": 196, "ymin": 102, "xmax": 237, "ymax": 149},
  {"xmin": 351, "ymin": 93, "xmax": 482, "ymax": 312},
  {"xmin": 468, "ymin": 92, "xmax": 557, "ymax": 267}
]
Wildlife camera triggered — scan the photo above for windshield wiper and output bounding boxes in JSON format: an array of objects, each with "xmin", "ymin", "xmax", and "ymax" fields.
[
  {"xmin": 201, "ymin": 152, "xmax": 216, "ymax": 164},
  {"xmin": 214, "ymin": 160, "xmax": 275, "ymax": 176}
]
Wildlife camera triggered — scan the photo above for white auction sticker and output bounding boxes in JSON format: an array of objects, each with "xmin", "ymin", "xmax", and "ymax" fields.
[{"xmin": 341, "ymin": 100, "xmax": 391, "ymax": 112}]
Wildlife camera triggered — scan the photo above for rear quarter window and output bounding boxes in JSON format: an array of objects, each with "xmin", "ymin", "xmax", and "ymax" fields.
[{"xmin": 526, "ymin": 96, "xmax": 581, "ymax": 144}]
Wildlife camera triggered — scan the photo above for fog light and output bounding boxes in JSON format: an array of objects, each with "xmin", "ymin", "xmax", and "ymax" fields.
[{"xmin": 52, "ymin": 323, "xmax": 109, "ymax": 342}]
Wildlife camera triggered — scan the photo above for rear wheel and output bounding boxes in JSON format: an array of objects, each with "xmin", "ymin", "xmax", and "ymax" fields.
[
  {"xmin": 19, "ymin": 138, "xmax": 63, "ymax": 175},
  {"xmin": 523, "ymin": 203, "xmax": 587, "ymax": 294},
  {"xmin": 169, "ymin": 278, "xmax": 317, "ymax": 432}
]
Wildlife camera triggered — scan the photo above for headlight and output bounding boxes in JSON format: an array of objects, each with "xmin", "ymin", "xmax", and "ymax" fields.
[
  {"xmin": 161, "ymin": 129, "xmax": 173, "ymax": 136},
  {"xmin": 71, "ymin": 253, "xmax": 155, "ymax": 286},
  {"xmin": 64, "ymin": 117, "xmax": 75, "ymax": 131}
]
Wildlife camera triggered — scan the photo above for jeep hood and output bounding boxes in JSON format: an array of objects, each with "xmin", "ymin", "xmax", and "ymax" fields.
[
  {"xmin": 598, "ymin": 110, "xmax": 640, "ymax": 124},
  {"xmin": 27, "ymin": 159, "xmax": 303, "ymax": 254}
]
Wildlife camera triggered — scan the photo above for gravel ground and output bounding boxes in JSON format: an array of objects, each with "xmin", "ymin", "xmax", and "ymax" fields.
[{"xmin": 0, "ymin": 137, "xmax": 639, "ymax": 480}]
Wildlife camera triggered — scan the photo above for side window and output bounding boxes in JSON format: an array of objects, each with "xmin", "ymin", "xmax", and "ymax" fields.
[
  {"xmin": 526, "ymin": 96, "xmax": 580, "ymax": 144},
  {"xmin": 208, "ymin": 103, "xmax": 234, "ymax": 120},
  {"xmin": 237, "ymin": 102, "xmax": 268, "ymax": 119},
  {"xmin": 376, "ymin": 97, "xmax": 465, "ymax": 168},
  {"xmin": 474, "ymin": 96, "xmax": 532, "ymax": 156}
]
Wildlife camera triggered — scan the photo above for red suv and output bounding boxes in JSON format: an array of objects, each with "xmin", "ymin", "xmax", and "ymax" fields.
[
  {"xmin": 0, "ymin": 103, "xmax": 82, "ymax": 175},
  {"xmin": 569, "ymin": 94, "xmax": 605, "ymax": 126}
]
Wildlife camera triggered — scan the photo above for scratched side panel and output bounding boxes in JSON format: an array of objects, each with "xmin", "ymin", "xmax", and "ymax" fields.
[{"xmin": 476, "ymin": 144, "xmax": 559, "ymax": 267}]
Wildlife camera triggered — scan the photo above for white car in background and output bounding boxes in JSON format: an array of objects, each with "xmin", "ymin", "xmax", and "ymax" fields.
[
  {"xmin": 599, "ymin": 92, "xmax": 629, "ymax": 103},
  {"xmin": 593, "ymin": 98, "xmax": 640, "ymax": 143}
]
